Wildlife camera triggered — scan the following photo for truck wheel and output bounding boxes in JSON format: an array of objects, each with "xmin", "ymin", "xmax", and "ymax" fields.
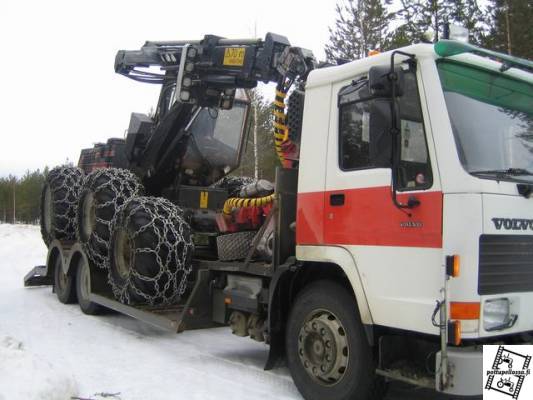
[
  {"xmin": 54, "ymin": 256, "xmax": 77, "ymax": 304},
  {"xmin": 75, "ymin": 256, "xmax": 102, "ymax": 315},
  {"xmin": 216, "ymin": 231, "xmax": 256, "ymax": 261},
  {"xmin": 286, "ymin": 281, "xmax": 382, "ymax": 400},
  {"xmin": 77, "ymin": 168, "xmax": 143, "ymax": 269},
  {"xmin": 40, "ymin": 166, "xmax": 84, "ymax": 246},
  {"xmin": 109, "ymin": 196, "xmax": 194, "ymax": 305}
]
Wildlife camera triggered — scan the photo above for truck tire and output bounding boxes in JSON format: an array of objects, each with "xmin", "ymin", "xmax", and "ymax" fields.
[
  {"xmin": 109, "ymin": 196, "xmax": 194, "ymax": 305},
  {"xmin": 286, "ymin": 280, "xmax": 384, "ymax": 400},
  {"xmin": 54, "ymin": 256, "xmax": 77, "ymax": 304},
  {"xmin": 40, "ymin": 166, "xmax": 84, "ymax": 246},
  {"xmin": 216, "ymin": 231, "xmax": 256, "ymax": 261},
  {"xmin": 77, "ymin": 168, "xmax": 143, "ymax": 269},
  {"xmin": 75, "ymin": 256, "xmax": 102, "ymax": 315}
]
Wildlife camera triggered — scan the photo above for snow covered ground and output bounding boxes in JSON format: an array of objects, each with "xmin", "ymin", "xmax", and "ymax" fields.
[{"xmin": 0, "ymin": 224, "xmax": 450, "ymax": 400}]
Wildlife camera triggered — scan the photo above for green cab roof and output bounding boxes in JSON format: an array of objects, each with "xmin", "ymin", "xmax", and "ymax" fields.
[{"xmin": 434, "ymin": 40, "xmax": 533, "ymax": 74}]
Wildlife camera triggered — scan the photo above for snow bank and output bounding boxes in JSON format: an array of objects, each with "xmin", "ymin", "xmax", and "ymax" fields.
[{"xmin": 0, "ymin": 335, "xmax": 78, "ymax": 400}]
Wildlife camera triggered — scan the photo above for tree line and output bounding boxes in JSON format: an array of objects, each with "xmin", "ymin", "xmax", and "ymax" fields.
[
  {"xmin": 0, "ymin": 168, "xmax": 49, "ymax": 224},
  {"xmin": 325, "ymin": 0, "xmax": 532, "ymax": 63}
]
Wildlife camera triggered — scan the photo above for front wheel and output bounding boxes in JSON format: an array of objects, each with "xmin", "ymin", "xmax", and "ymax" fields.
[{"xmin": 286, "ymin": 280, "xmax": 383, "ymax": 400}]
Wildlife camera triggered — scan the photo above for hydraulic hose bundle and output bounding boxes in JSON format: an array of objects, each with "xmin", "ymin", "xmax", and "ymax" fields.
[{"xmin": 273, "ymin": 79, "xmax": 296, "ymax": 168}]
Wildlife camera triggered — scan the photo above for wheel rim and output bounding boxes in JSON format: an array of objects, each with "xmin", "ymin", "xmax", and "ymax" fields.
[
  {"xmin": 81, "ymin": 192, "xmax": 96, "ymax": 239},
  {"xmin": 80, "ymin": 260, "xmax": 91, "ymax": 301},
  {"xmin": 43, "ymin": 185, "xmax": 52, "ymax": 233},
  {"xmin": 297, "ymin": 309, "xmax": 349, "ymax": 386},
  {"xmin": 114, "ymin": 227, "xmax": 132, "ymax": 280}
]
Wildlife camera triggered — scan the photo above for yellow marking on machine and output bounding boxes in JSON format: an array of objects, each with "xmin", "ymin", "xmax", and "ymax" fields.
[
  {"xmin": 223, "ymin": 48, "xmax": 246, "ymax": 66},
  {"xmin": 199, "ymin": 191, "xmax": 209, "ymax": 209}
]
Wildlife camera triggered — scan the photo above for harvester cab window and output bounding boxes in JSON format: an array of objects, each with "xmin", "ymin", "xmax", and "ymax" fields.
[{"xmin": 338, "ymin": 70, "xmax": 432, "ymax": 190}]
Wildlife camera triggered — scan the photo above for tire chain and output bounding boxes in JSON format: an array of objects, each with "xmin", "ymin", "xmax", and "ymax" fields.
[
  {"xmin": 79, "ymin": 168, "xmax": 143, "ymax": 269},
  {"xmin": 41, "ymin": 166, "xmax": 84, "ymax": 244},
  {"xmin": 110, "ymin": 196, "xmax": 194, "ymax": 305}
]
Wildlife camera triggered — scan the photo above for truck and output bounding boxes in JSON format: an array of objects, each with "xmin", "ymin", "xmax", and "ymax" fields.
[{"xmin": 25, "ymin": 31, "xmax": 533, "ymax": 399}]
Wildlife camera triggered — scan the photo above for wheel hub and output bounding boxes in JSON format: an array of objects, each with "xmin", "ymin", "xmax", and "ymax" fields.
[
  {"xmin": 298, "ymin": 311, "xmax": 349, "ymax": 386},
  {"xmin": 114, "ymin": 228, "xmax": 132, "ymax": 280},
  {"xmin": 80, "ymin": 260, "xmax": 91, "ymax": 301},
  {"xmin": 81, "ymin": 192, "xmax": 96, "ymax": 239}
]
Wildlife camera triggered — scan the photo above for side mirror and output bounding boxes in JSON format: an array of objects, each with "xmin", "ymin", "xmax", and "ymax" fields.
[
  {"xmin": 368, "ymin": 66, "xmax": 404, "ymax": 98},
  {"xmin": 369, "ymin": 99, "xmax": 395, "ymax": 168}
]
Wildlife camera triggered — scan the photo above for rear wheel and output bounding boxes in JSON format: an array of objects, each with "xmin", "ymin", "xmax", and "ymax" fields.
[
  {"xmin": 75, "ymin": 256, "xmax": 102, "ymax": 315},
  {"xmin": 109, "ymin": 196, "xmax": 194, "ymax": 305},
  {"xmin": 54, "ymin": 256, "xmax": 77, "ymax": 304},
  {"xmin": 77, "ymin": 168, "xmax": 143, "ymax": 269},
  {"xmin": 286, "ymin": 280, "xmax": 383, "ymax": 400},
  {"xmin": 40, "ymin": 166, "xmax": 84, "ymax": 246}
]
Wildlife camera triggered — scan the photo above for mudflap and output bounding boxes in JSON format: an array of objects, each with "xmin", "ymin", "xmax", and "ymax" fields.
[{"xmin": 24, "ymin": 265, "xmax": 52, "ymax": 287}]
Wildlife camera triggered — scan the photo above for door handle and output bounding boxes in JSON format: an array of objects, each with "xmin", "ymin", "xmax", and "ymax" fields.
[{"xmin": 330, "ymin": 193, "xmax": 345, "ymax": 206}]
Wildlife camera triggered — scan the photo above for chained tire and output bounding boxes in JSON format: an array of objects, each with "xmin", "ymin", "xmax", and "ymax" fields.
[
  {"xmin": 77, "ymin": 168, "xmax": 143, "ymax": 269},
  {"xmin": 216, "ymin": 231, "xmax": 256, "ymax": 261},
  {"xmin": 286, "ymin": 280, "xmax": 385, "ymax": 400},
  {"xmin": 40, "ymin": 166, "xmax": 84, "ymax": 246},
  {"xmin": 109, "ymin": 196, "xmax": 194, "ymax": 305}
]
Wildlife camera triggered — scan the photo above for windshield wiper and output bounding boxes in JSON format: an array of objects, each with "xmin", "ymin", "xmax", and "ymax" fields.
[{"xmin": 470, "ymin": 168, "xmax": 533, "ymax": 177}]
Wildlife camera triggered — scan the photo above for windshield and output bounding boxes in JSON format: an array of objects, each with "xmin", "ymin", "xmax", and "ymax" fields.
[
  {"xmin": 437, "ymin": 60, "xmax": 533, "ymax": 182},
  {"xmin": 188, "ymin": 101, "xmax": 248, "ymax": 171}
]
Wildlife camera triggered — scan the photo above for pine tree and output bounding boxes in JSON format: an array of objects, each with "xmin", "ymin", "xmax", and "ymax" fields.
[
  {"xmin": 325, "ymin": 0, "xmax": 393, "ymax": 63},
  {"xmin": 482, "ymin": 0, "xmax": 533, "ymax": 59},
  {"xmin": 387, "ymin": 0, "xmax": 485, "ymax": 47}
]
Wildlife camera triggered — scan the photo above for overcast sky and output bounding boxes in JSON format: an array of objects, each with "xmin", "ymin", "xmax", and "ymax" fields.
[{"xmin": 0, "ymin": 0, "xmax": 337, "ymax": 177}]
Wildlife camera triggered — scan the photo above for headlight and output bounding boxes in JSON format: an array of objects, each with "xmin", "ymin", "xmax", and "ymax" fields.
[{"xmin": 483, "ymin": 298, "xmax": 516, "ymax": 331}]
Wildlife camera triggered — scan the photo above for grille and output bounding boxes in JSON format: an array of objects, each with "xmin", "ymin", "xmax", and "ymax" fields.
[{"xmin": 478, "ymin": 235, "xmax": 533, "ymax": 295}]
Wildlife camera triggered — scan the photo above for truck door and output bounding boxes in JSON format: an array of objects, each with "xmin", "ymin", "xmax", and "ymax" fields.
[{"xmin": 324, "ymin": 66, "xmax": 444, "ymax": 331}]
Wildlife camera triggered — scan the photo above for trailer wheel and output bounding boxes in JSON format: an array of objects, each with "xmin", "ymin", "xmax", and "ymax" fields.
[
  {"xmin": 286, "ymin": 281, "xmax": 383, "ymax": 400},
  {"xmin": 77, "ymin": 168, "xmax": 143, "ymax": 269},
  {"xmin": 109, "ymin": 196, "xmax": 194, "ymax": 305},
  {"xmin": 40, "ymin": 166, "xmax": 84, "ymax": 246},
  {"xmin": 75, "ymin": 256, "xmax": 102, "ymax": 315},
  {"xmin": 54, "ymin": 256, "xmax": 77, "ymax": 304},
  {"xmin": 216, "ymin": 231, "xmax": 256, "ymax": 261}
]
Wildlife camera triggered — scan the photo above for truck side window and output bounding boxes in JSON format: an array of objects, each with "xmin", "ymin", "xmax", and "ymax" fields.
[
  {"xmin": 338, "ymin": 71, "xmax": 432, "ymax": 189},
  {"xmin": 338, "ymin": 81, "xmax": 372, "ymax": 170}
]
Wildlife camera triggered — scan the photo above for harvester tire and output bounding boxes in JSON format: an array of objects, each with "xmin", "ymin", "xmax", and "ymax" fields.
[
  {"xmin": 109, "ymin": 196, "xmax": 194, "ymax": 305},
  {"xmin": 40, "ymin": 166, "xmax": 84, "ymax": 246},
  {"xmin": 216, "ymin": 231, "xmax": 256, "ymax": 261},
  {"xmin": 77, "ymin": 168, "xmax": 143, "ymax": 269}
]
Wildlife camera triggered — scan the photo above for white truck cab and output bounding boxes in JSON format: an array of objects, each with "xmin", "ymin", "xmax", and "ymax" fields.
[{"xmin": 296, "ymin": 41, "xmax": 533, "ymax": 396}]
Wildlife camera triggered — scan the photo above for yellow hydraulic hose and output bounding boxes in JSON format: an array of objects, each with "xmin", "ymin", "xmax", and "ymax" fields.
[
  {"xmin": 223, "ymin": 193, "xmax": 275, "ymax": 215},
  {"xmin": 273, "ymin": 86, "xmax": 290, "ymax": 165}
]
